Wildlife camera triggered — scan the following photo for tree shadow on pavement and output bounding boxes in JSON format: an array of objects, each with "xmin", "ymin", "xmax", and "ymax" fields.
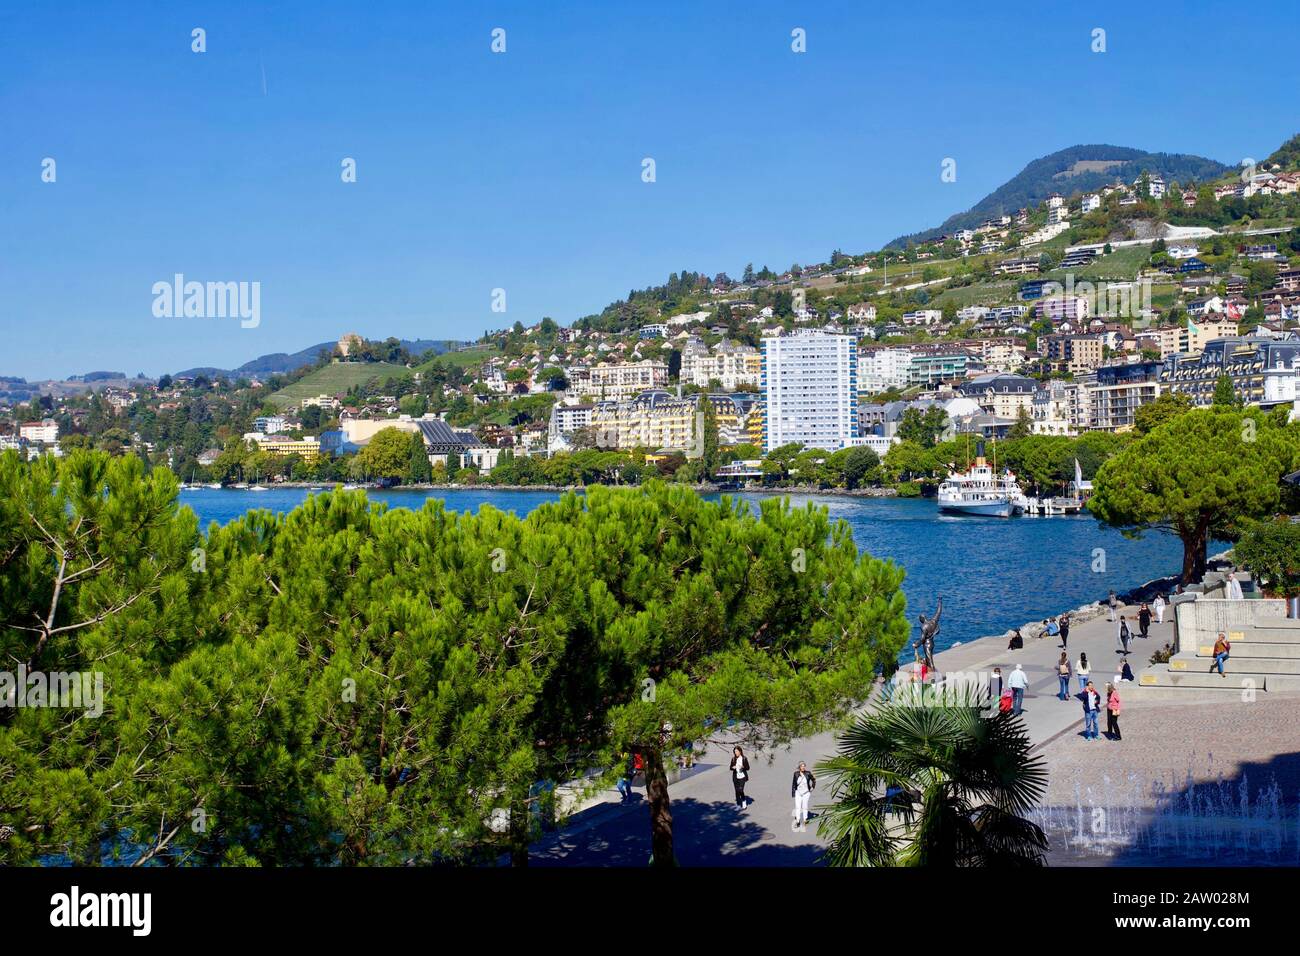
[{"xmin": 530, "ymin": 797, "xmax": 826, "ymax": 867}]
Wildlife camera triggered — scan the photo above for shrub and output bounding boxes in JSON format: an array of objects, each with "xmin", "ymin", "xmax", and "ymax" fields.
[{"xmin": 1234, "ymin": 518, "xmax": 1300, "ymax": 598}]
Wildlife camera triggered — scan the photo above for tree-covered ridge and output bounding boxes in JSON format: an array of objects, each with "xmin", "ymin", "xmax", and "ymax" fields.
[
  {"xmin": 890, "ymin": 144, "xmax": 1231, "ymax": 248},
  {"xmin": 0, "ymin": 451, "xmax": 910, "ymax": 866}
]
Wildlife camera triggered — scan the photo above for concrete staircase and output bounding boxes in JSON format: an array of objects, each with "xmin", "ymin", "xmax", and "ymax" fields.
[{"xmin": 1139, "ymin": 613, "xmax": 1300, "ymax": 693}]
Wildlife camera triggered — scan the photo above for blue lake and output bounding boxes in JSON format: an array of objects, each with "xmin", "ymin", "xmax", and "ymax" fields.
[{"xmin": 179, "ymin": 486, "xmax": 1201, "ymax": 654}]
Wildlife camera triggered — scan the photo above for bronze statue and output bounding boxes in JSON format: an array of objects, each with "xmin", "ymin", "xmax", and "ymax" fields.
[{"xmin": 915, "ymin": 597, "xmax": 941, "ymax": 669}]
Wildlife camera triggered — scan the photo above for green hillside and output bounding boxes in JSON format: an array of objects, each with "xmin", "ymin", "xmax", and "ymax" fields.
[
  {"xmin": 415, "ymin": 345, "xmax": 501, "ymax": 371},
  {"xmin": 268, "ymin": 361, "xmax": 409, "ymax": 409},
  {"xmin": 890, "ymin": 144, "xmax": 1231, "ymax": 248}
]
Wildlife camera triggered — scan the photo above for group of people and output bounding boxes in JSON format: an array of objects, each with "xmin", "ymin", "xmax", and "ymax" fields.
[
  {"xmin": 729, "ymin": 747, "xmax": 818, "ymax": 829},
  {"xmin": 1081, "ymin": 679, "xmax": 1123, "ymax": 740}
]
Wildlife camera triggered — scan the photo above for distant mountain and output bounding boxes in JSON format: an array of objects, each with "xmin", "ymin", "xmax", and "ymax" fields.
[
  {"xmin": 888, "ymin": 144, "xmax": 1232, "ymax": 248},
  {"xmin": 173, "ymin": 339, "xmax": 461, "ymax": 379}
]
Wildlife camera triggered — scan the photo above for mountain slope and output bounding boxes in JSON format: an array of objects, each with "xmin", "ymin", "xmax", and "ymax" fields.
[
  {"xmin": 888, "ymin": 144, "xmax": 1231, "ymax": 248},
  {"xmin": 174, "ymin": 339, "xmax": 460, "ymax": 379}
]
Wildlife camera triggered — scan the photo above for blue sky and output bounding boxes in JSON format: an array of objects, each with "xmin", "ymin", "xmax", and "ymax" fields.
[{"xmin": 2, "ymin": 0, "xmax": 1298, "ymax": 380}]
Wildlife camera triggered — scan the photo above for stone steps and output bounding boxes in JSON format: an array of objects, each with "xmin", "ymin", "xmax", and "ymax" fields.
[
  {"xmin": 1135, "ymin": 667, "xmax": 1288, "ymax": 691},
  {"xmin": 1167, "ymin": 652, "xmax": 1300, "ymax": 675},
  {"xmin": 1193, "ymin": 641, "xmax": 1300, "ymax": 659}
]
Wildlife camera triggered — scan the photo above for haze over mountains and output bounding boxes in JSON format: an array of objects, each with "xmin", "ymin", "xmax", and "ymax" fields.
[{"xmin": 887, "ymin": 144, "xmax": 1233, "ymax": 248}]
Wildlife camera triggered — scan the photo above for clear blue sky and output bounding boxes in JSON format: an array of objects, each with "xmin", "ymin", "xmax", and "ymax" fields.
[{"xmin": 2, "ymin": 0, "xmax": 1297, "ymax": 380}]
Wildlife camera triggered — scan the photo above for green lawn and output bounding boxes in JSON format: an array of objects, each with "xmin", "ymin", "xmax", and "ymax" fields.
[
  {"xmin": 268, "ymin": 361, "xmax": 409, "ymax": 409},
  {"xmin": 415, "ymin": 344, "xmax": 501, "ymax": 371}
]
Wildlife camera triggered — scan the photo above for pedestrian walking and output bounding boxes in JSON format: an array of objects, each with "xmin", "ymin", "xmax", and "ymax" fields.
[
  {"xmin": 730, "ymin": 746, "xmax": 751, "ymax": 809},
  {"xmin": 1153, "ymin": 593, "xmax": 1166, "ymax": 625},
  {"xmin": 616, "ymin": 751, "xmax": 636, "ymax": 803},
  {"xmin": 1008, "ymin": 663, "xmax": 1028, "ymax": 715},
  {"xmin": 1056, "ymin": 652, "xmax": 1072, "ymax": 700},
  {"xmin": 1108, "ymin": 590, "xmax": 1118, "ymax": 623},
  {"xmin": 1138, "ymin": 603, "xmax": 1151, "ymax": 639},
  {"xmin": 1076, "ymin": 652, "xmax": 1090, "ymax": 693},
  {"xmin": 1105, "ymin": 683, "xmax": 1122, "ymax": 740},
  {"xmin": 1118, "ymin": 616, "xmax": 1131, "ymax": 655},
  {"xmin": 1058, "ymin": 612, "xmax": 1071, "ymax": 650},
  {"xmin": 1210, "ymin": 632, "xmax": 1231, "ymax": 677},
  {"xmin": 1227, "ymin": 568, "xmax": 1244, "ymax": 601},
  {"xmin": 1082, "ymin": 681, "xmax": 1102, "ymax": 740},
  {"xmin": 791, "ymin": 761, "xmax": 815, "ymax": 829}
]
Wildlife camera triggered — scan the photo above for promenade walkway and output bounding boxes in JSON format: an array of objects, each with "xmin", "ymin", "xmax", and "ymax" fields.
[{"xmin": 531, "ymin": 597, "xmax": 1178, "ymax": 865}]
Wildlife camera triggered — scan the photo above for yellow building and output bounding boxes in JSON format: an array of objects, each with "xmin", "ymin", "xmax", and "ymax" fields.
[{"xmin": 244, "ymin": 433, "xmax": 322, "ymax": 463}]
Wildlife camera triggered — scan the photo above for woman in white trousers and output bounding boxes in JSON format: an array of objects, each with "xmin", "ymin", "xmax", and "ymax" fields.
[{"xmin": 792, "ymin": 761, "xmax": 816, "ymax": 829}]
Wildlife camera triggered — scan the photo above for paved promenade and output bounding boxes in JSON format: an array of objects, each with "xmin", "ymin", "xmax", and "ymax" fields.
[{"xmin": 531, "ymin": 596, "xmax": 1190, "ymax": 865}]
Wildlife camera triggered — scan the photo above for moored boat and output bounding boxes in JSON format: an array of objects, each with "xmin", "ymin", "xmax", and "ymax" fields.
[{"xmin": 937, "ymin": 442, "xmax": 1024, "ymax": 518}]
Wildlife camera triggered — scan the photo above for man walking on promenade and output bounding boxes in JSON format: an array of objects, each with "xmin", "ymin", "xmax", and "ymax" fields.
[
  {"xmin": 1082, "ymin": 681, "xmax": 1102, "ymax": 740},
  {"xmin": 1108, "ymin": 590, "xmax": 1118, "ymax": 623},
  {"xmin": 1118, "ymin": 616, "xmax": 1132, "ymax": 655},
  {"xmin": 1008, "ymin": 663, "xmax": 1028, "ymax": 716}
]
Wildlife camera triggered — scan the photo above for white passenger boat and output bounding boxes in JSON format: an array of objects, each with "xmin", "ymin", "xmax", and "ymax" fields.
[{"xmin": 937, "ymin": 443, "xmax": 1025, "ymax": 517}]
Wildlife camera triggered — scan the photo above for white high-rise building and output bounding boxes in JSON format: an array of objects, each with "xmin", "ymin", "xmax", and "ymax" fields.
[
  {"xmin": 858, "ymin": 347, "xmax": 914, "ymax": 394},
  {"xmin": 762, "ymin": 331, "xmax": 858, "ymax": 452}
]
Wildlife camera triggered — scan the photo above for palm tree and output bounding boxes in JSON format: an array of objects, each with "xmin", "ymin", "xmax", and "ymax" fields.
[{"xmin": 817, "ymin": 683, "xmax": 1048, "ymax": 866}]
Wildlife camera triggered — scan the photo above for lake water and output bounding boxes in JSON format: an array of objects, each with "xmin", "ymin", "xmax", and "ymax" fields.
[{"xmin": 179, "ymin": 486, "xmax": 1199, "ymax": 654}]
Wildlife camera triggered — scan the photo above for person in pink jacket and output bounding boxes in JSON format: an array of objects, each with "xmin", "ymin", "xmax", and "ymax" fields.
[{"xmin": 1105, "ymin": 683, "xmax": 1122, "ymax": 741}]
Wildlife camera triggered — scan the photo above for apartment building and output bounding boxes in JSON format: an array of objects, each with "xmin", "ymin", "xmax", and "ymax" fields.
[
  {"xmin": 1162, "ymin": 337, "xmax": 1300, "ymax": 408},
  {"xmin": 19, "ymin": 419, "xmax": 59, "ymax": 444},
  {"xmin": 577, "ymin": 359, "xmax": 669, "ymax": 399},
  {"xmin": 908, "ymin": 347, "xmax": 975, "ymax": 387},
  {"xmin": 761, "ymin": 331, "xmax": 858, "ymax": 452},
  {"xmin": 590, "ymin": 390, "xmax": 698, "ymax": 453},
  {"xmin": 680, "ymin": 339, "xmax": 762, "ymax": 391},
  {"xmin": 956, "ymin": 373, "xmax": 1038, "ymax": 418},
  {"xmin": 1089, "ymin": 359, "xmax": 1163, "ymax": 431},
  {"xmin": 547, "ymin": 401, "xmax": 596, "ymax": 452},
  {"xmin": 858, "ymin": 346, "xmax": 913, "ymax": 394},
  {"xmin": 1044, "ymin": 333, "xmax": 1106, "ymax": 374}
]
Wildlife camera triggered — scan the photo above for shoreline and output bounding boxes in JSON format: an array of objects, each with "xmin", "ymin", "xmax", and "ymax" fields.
[
  {"xmin": 929, "ymin": 549, "xmax": 1234, "ymax": 669},
  {"xmin": 202, "ymin": 481, "xmax": 902, "ymax": 498}
]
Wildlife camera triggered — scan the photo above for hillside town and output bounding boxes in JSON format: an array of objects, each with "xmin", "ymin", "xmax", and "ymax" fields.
[{"xmin": 5, "ymin": 149, "xmax": 1300, "ymax": 491}]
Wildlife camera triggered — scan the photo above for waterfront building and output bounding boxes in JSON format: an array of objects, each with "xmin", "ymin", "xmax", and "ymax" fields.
[
  {"xmin": 590, "ymin": 390, "xmax": 697, "ymax": 453},
  {"xmin": 243, "ymin": 433, "xmax": 322, "ymax": 463},
  {"xmin": 1161, "ymin": 337, "xmax": 1300, "ymax": 408},
  {"xmin": 762, "ymin": 331, "xmax": 858, "ymax": 452},
  {"xmin": 956, "ymin": 373, "xmax": 1038, "ymax": 419},
  {"xmin": 1089, "ymin": 359, "xmax": 1163, "ymax": 431},
  {"xmin": 1031, "ymin": 380, "xmax": 1078, "ymax": 436},
  {"xmin": 414, "ymin": 419, "xmax": 486, "ymax": 470}
]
